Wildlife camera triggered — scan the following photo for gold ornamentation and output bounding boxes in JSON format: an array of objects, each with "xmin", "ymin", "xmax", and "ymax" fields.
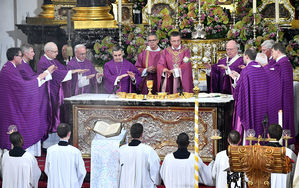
[
  {"xmin": 73, "ymin": 105, "xmax": 217, "ymax": 161},
  {"xmin": 166, "ymin": 46, "xmax": 189, "ymax": 67},
  {"xmin": 142, "ymin": 0, "xmax": 176, "ymax": 24},
  {"xmin": 228, "ymin": 145, "xmax": 292, "ymax": 188},
  {"xmin": 259, "ymin": 0, "xmax": 295, "ymax": 25}
]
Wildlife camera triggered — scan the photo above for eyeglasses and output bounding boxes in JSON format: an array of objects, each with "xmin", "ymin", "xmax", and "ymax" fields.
[
  {"xmin": 49, "ymin": 50, "xmax": 58, "ymax": 53},
  {"xmin": 78, "ymin": 53, "xmax": 86, "ymax": 56},
  {"xmin": 226, "ymin": 48, "xmax": 236, "ymax": 51},
  {"xmin": 148, "ymin": 39, "xmax": 157, "ymax": 42}
]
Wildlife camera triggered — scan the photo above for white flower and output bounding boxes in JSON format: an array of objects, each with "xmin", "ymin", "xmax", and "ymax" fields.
[
  {"xmin": 192, "ymin": 46, "xmax": 199, "ymax": 53},
  {"xmin": 202, "ymin": 57, "xmax": 209, "ymax": 63},
  {"xmin": 134, "ymin": 27, "xmax": 141, "ymax": 34},
  {"xmin": 183, "ymin": 56, "xmax": 190, "ymax": 63}
]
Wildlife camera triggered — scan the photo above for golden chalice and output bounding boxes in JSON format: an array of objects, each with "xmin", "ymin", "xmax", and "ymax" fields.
[{"xmin": 147, "ymin": 80, "xmax": 154, "ymax": 95}]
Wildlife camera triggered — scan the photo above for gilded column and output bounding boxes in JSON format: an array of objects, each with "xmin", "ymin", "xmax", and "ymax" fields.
[
  {"xmin": 72, "ymin": 0, "xmax": 117, "ymax": 29},
  {"xmin": 38, "ymin": 0, "xmax": 55, "ymax": 19}
]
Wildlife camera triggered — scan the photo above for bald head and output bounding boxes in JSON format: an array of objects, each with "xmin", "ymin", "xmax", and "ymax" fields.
[
  {"xmin": 44, "ymin": 42, "xmax": 58, "ymax": 59},
  {"xmin": 226, "ymin": 40, "xmax": 239, "ymax": 58}
]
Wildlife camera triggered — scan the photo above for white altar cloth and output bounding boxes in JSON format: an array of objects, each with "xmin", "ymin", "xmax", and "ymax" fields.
[{"xmin": 90, "ymin": 129, "xmax": 127, "ymax": 188}]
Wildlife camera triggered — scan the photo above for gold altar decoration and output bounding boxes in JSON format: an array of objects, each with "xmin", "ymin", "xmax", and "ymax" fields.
[
  {"xmin": 228, "ymin": 145, "xmax": 292, "ymax": 188},
  {"xmin": 210, "ymin": 129, "xmax": 222, "ymax": 154},
  {"xmin": 258, "ymin": 0, "xmax": 295, "ymax": 26},
  {"xmin": 73, "ymin": 105, "xmax": 217, "ymax": 161},
  {"xmin": 182, "ymin": 39, "xmax": 227, "ymax": 66},
  {"xmin": 294, "ymin": 67, "xmax": 299, "ymax": 81},
  {"xmin": 142, "ymin": 0, "xmax": 176, "ymax": 24},
  {"xmin": 27, "ymin": 0, "xmax": 76, "ymax": 25},
  {"xmin": 147, "ymin": 80, "xmax": 154, "ymax": 95},
  {"xmin": 72, "ymin": 6, "xmax": 117, "ymax": 29},
  {"xmin": 113, "ymin": 0, "xmax": 133, "ymax": 24}
]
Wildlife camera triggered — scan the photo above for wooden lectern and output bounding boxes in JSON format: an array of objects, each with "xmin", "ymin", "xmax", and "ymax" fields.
[{"xmin": 228, "ymin": 145, "xmax": 292, "ymax": 188}]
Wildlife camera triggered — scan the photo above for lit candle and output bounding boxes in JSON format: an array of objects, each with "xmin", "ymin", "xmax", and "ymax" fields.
[
  {"xmin": 275, "ymin": 0, "xmax": 279, "ymax": 24},
  {"xmin": 118, "ymin": 0, "xmax": 122, "ymax": 23},
  {"xmin": 253, "ymin": 0, "xmax": 256, "ymax": 13},
  {"xmin": 148, "ymin": 0, "xmax": 151, "ymax": 15},
  {"xmin": 278, "ymin": 110, "xmax": 283, "ymax": 127}
]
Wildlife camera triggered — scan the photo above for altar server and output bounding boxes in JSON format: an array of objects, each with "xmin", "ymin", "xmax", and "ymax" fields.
[
  {"xmin": 157, "ymin": 31, "xmax": 193, "ymax": 94},
  {"xmin": 119, "ymin": 123, "xmax": 161, "ymax": 188},
  {"xmin": 103, "ymin": 45, "xmax": 141, "ymax": 93},
  {"xmin": 45, "ymin": 123, "xmax": 86, "ymax": 188},
  {"xmin": 265, "ymin": 124, "xmax": 296, "ymax": 188},
  {"xmin": 160, "ymin": 132, "xmax": 213, "ymax": 187},
  {"xmin": 272, "ymin": 43, "xmax": 295, "ymax": 145},
  {"xmin": 67, "ymin": 44, "xmax": 103, "ymax": 96},
  {"xmin": 212, "ymin": 130, "xmax": 242, "ymax": 187},
  {"xmin": 0, "ymin": 48, "xmax": 54, "ymax": 151},
  {"xmin": 37, "ymin": 42, "xmax": 87, "ymax": 133},
  {"xmin": 2, "ymin": 132, "xmax": 41, "ymax": 188},
  {"xmin": 230, "ymin": 47, "xmax": 269, "ymax": 142},
  {"xmin": 206, "ymin": 40, "xmax": 244, "ymax": 94},
  {"xmin": 135, "ymin": 32, "xmax": 161, "ymax": 94}
]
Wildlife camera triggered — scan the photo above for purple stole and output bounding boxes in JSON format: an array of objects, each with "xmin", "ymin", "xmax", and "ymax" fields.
[
  {"xmin": 103, "ymin": 59, "xmax": 142, "ymax": 93},
  {"xmin": 135, "ymin": 49, "xmax": 161, "ymax": 94},
  {"xmin": 37, "ymin": 55, "xmax": 68, "ymax": 132},
  {"xmin": 67, "ymin": 57, "xmax": 98, "ymax": 96}
]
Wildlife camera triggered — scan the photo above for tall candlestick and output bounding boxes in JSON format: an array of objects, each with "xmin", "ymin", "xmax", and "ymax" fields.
[
  {"xmin": 148, "ymin": 0, "xmax": 151, "ymax": 15},
  {"xmin": 253, "ymin": 0, "xmax": 256, "ymax": 13},
  {"xmin": 275, "ymin": 0, "xmax": 279, "ymax": 24},
  {"xmin": 278, "ymin": 110, "xmax": 283, "ymax": 127},
  {"xmin": 198, "ymin": 0, "xmax": 201, "ymax": 18},
  {"xmin": 118, "ymin": 0, "xmax": 122, "ymax": 23}
]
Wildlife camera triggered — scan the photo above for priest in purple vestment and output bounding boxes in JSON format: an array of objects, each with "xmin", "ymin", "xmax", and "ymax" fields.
[
  {"xmin": 230, "ymin": 48, "xmax": 269, "ymax": 142},
  {"xmin": 206, "ymin": 40, "xmax": 244, "ymax": 94},
  {"xmin": 157, "ymin": 31, "xmax": 193, "ymax": 94},
  {"xmin": 256, "ymin": 53, "xmax": 282, "ymax": 125},
  {"xmin": 0, "ymin": 48, "xmax": 54, "ymax": 150},
  {"xmin": 272, "ymin": 43, "xmax": 295, "ymax": 144},
  {"xmin": 261, "ymin": 40, "xmax": 276, "ymax": 66},
  {"xmin": 67, "ymin": 44, "xmax": 103, "ymax": 96},
  {"xmin": 135, "ymin": 32, "xmax": 161, "ymax": 94},
  {"xmin": 37, "ymin": 42, "xmax": 87, "ymax": 133},
  {"xmin": 103, "ymin": 45, "xmax": 141, "ymax": 94}
]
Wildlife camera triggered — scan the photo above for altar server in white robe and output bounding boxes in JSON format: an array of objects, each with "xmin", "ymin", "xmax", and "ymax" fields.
[
  {"xmin": 211, "ymin": 130, "xmax": 242, "ymax": 188},
  {"xmin": 119, "ymin": 123, "xmax": 161, "ymax": 188},
  {"xmin": 265, "ymin": 124, "xmax": 297, "ymax": 188},
  {"xmin": 2, "ymin": 131, "xmax": 41, "ymax": 188},
  {"xmin": 160, "ymin": 132, "xmax": 214, "ymax": 187},
  {"xmin": 45, "ymin": 123, "xmax": 86, "ymax": 188}
]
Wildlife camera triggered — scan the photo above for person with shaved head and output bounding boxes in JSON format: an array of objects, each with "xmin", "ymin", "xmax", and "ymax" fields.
[{"xmin": 206, "ymin": 40, "xmax": 244, "ymax": 94}]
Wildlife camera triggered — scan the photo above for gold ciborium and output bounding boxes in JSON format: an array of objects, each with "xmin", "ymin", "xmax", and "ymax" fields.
[{"xmin": 147, "ymin": 80, "xmax": 153, "ymax": 95}]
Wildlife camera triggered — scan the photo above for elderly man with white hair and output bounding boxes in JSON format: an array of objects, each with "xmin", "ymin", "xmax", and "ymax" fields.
[
  {"xmin": 67, "ymin": 44, "xmax": 103, "ymax": 96},
  {"xmin": 261, "ymin": 40, "xmax": 275, "ymax": 66},
  {"xmin": 37, "ymin": 42, "xmax": 87, "ymax": 135}
]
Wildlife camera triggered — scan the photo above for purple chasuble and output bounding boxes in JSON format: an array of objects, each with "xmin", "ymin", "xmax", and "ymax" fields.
[
  {"xmin": 17, "ymin": 60, "xmax": 38, "ymax": 80},
  {"xmin": 67, "ymin": 57, "xmax": 98, "ymax": 96},
  {"xmin": 0, "ymin": 62, "xmax": 48, "ymax": 149},
  {"xmin": 264, "ymin": 63, "xmax": 282, "ymax": 125},
  {"xmin": 135, "ymin": 49, "xmax": 161, "ymax": 94},
  {"xmin": 103, "ymin": 59, "xmax": 141, "ymax": 93},
  {"xmin": 268, "ymin": 58, "xmax": 276, "ymax": 66},
  {"xmin": 37, "ymin": 55, "xmax": 68, "ymax": 132},
  {"xmin": 157, "ymin": 46, "xmax": 194, "ymax": 93},
  {"xmin": 209, "ymin": 56, "xmax": 244, "ymax": 94},
  {"xmin": 276, "ymin": 56, "xmax": 295, "ymax": 144},
  {"xmin": 233, "ymin": 61, "xmax": 269, "ymax": 140}
]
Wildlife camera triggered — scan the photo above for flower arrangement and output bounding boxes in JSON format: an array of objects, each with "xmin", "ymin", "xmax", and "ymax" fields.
[
  {"xmin": 93, "ymin": 36, "xmax": 117, "ymax": 67},
  {"xmin": 286, "ymin": 35, "xmax": 299, "ymax": 68},
  {"xmin": 227, "ymin": 11, "xmax": 283, "ymax": 50},
  {"xmin": 178, "ymin": 0, "xmax": 229, "ymax": 38}
]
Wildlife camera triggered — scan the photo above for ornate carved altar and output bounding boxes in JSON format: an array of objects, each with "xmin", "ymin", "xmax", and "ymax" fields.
[
  {"xmin": 64, "ymin": 94, "xmax": 234, "ymax": 161},
  {"xmin": 228, "ymin": 145, "xmax": 292, "ymax": 188}
]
